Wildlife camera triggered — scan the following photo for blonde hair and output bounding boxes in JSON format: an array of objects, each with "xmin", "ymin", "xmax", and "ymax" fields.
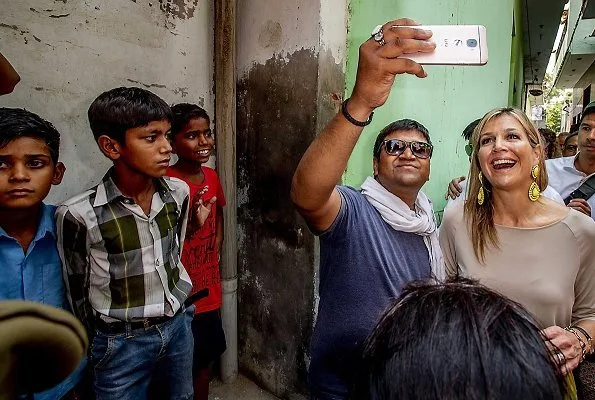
[{"xmin": 463, "ymin": 107, "xmax": 548, "ymax": 262}]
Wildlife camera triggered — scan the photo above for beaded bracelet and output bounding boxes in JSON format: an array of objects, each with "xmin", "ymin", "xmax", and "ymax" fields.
[
  {"xmin": 571, "ymin": 325, "xmax": 594, "ymax": 355},
  {"xmin": 566, "ymin": 327, "xmax": 587, "ymax": 362}
]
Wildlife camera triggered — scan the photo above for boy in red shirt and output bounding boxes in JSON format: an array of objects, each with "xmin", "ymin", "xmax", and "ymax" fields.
[{"xmin": 166, "ymin": 103, "xmax": 226, "ymax": 400}]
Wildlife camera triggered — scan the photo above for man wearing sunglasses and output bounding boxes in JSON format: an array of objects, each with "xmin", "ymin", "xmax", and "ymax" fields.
[{"xmin": 291, "ymin": 18, "xmax": 443, "ymax": 400}]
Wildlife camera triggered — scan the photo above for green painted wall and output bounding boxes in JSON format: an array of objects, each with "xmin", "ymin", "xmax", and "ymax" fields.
[{"xmin": 344, "ymin": 0, "xmax": 516, "ymax": 215}]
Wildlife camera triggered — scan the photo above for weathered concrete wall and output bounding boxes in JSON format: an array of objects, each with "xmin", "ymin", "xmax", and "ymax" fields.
[
  {"xmin": 0, "ymin": 0, "xmax": 214, "ymax": 203},
  {"xmin": 236, "ymin": 0, "xmax": 346, "ymax": 397}
]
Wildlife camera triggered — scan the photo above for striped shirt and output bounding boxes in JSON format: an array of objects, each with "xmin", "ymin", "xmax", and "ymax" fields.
[{"xmin": 56, "ymin": 169, "xmax": 192, "ymax": 330}]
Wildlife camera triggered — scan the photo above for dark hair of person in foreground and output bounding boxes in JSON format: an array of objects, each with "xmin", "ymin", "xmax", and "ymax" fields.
[{"xmin": 355, "ymin": 278, "xmax": 566, "ymax": 400}]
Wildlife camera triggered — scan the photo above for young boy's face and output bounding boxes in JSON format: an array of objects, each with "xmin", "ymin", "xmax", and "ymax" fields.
[
  {"xmin": 173, "ymin": 117, "xmax": 214, "ymax": 165},
  {"xmin": 0, "ymin": 137, "xmax": 64, "ymax": 210},
  {"xmin": 99, "ymin": 120, "xmax": 173, "ymax": 178}
]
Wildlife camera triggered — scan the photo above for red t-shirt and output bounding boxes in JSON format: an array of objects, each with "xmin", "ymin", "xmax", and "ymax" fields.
[{"xmin": 166, "ymin": 166, "xmax": 226, "ymax": 313}]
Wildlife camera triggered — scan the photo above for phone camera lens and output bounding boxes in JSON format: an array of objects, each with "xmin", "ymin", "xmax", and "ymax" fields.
[{"xmin": 467, "ymin": 39, "xmax": 478, "ymax": 48}]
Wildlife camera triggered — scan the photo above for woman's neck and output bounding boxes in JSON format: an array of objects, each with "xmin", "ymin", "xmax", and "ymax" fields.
[{"xmin": 491, "ymin": 188, "xmax": 541, "ymax": 227}]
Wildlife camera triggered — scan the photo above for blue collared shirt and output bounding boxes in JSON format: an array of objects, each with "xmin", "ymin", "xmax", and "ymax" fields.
[
  {"xmin": 0, "ymin": 203, "xmax": 67, "ymax": 308},
  {"xmin": 0, "ymin": 203, "xmax": 84, "ymax": 399},
  {"xmin": 546, "ymin": 154, "xmax": 595, "ymax": 219}
]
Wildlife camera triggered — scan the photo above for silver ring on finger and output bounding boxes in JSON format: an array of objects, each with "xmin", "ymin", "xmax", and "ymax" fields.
[
  {"xmin": 555, "ymin": 351, "xmax": 564, "ymax": 364},
  {"xmin": 371, "ymin": 24, "xmax": 386, "ymax": 46}
]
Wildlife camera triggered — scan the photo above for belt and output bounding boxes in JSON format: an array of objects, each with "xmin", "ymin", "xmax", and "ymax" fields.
[
  {"xmin": 94, "ymin": 308, "xmax": 182, "ymax": 334},
  {"xmin": 183, "ymin": 288, "xmax": 209, "ymax": 308}
]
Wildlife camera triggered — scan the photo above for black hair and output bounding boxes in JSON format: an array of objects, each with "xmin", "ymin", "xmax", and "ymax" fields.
[
  {"xmin": 581, "ymin": 101, "xmax": 595, "ymax": 124},
  {"xmin": 539, "ymin": 128, "xmax": 557, "ymax": 159},
  {"xmin": 463, "ymin": 118, "xmax": 481, "ymax": 141},
  {"xmin": 88, "ymin": 87, "xmax": 172, "ymax": 143},
  {"xmin": 564, "ymin": 131, "xmax": 578, "ymax": 147},
  {"xmin": 372, "ymin": 119, "xmax": 431, "ymax": 159},
  {"xmin": 356, "ymin": 278, "xmax": 566, "ymax": 400},
  {"xmin": 170, "ymin": 103, "xmax": 211, "ymax": 136},
  {"xmin": 0, "ymin": 108, "xmax": 60, "ymax": 163}
]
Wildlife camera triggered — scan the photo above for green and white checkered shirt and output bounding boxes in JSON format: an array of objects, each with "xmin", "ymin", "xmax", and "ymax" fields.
[{"xmin": 56, "ymin": 169, "xmax": 192, "ymax": 329}]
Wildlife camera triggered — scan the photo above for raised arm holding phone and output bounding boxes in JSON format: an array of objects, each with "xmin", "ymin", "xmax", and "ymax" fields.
[
  {"xmin": 291, "ymin": 18, "xmax": 444, "ymax": 399},
  {"xmin": 292, "ymin": 19, "xmax": 434, "ymax": 231}
]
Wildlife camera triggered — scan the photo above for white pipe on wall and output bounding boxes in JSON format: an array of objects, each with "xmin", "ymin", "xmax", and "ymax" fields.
[{"xmin": 214, "ymin": 0, "xmax": 238, "ymax": 383}]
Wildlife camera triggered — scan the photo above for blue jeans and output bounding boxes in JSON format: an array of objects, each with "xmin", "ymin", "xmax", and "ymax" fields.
[{"xmin": 91, "ymin": 307, "xmax": 194, "ymax": 400}]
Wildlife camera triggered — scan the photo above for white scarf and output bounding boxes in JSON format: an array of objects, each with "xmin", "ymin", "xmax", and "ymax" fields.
[{"xmin": 360, "ymin": 176, "xmax": 445, "ymax": 281}]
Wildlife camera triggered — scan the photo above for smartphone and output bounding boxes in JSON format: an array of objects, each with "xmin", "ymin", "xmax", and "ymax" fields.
[{"xmin": 393, "ymin": 25, "xmax": 488, "ymax": 66}]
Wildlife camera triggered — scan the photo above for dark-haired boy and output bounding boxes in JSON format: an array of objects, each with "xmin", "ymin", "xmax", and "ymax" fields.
[
  {"xmin": 56, "ymin": 87, "xmax": 194, "ymax": 400},
  {"xmin": 0, "ymin": 107, "xmax": 86, "ymax": 399},
  {"xmin": 166, "ymin": 103, "xmax": 226, "ymax": 400}
]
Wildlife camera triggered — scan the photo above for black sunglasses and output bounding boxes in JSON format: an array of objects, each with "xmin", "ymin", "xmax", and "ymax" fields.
[{"xmin": 380, "ymin": 139, "xmax": 433, "ymax": 159}]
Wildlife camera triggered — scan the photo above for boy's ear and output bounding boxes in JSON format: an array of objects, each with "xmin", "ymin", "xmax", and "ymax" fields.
[
  {"xmin": 51, "ymin": 162, "xmax": 65, "ymax": 185},
  {"xmin": 97, "ymin": 135, "xmax": 122, "ymax": 161}
]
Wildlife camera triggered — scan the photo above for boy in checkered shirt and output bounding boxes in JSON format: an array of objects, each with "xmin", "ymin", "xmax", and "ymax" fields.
[{"xmin": 56, "ymin": 87, "xmax": 204, "ymax": 400}]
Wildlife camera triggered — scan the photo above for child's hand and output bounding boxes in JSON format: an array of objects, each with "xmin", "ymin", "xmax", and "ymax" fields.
[{"xmin": 196, "ymin": 196, "xmax": 217, "ymax": 228}]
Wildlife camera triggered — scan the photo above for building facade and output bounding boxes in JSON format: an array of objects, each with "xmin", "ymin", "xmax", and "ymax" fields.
[{"xmin": 553, "ymin": 0, "xmax": 595, "ymax": 132}]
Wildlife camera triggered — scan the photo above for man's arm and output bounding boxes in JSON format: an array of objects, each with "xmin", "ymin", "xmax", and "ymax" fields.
[
  {"xmin": 290, "ymin": 18, "xmax": 434, "ymax": 232},
  {"xmin": 0, "ymin": 52, "xmax": 20, "ymax": 95},
  {"xmin": 445, "ymin": 176, "xmax": 466, "ymax": 200},
  {"xmin": 55, "ymin": 207, "xmax": 92, "ymax": 330}
]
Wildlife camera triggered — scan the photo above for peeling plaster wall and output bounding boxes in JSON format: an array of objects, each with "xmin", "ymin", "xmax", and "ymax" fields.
[
  {"xmin": 0, "ymin": 0, "xmax": 213, "ymax": 203},
  {"xmin": 237, "ymin": 0, "xmax": 346, "ymax": 397}
]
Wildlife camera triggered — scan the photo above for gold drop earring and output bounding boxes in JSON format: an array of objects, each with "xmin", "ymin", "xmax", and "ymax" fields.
[
  {"xmin": 477, "ymin": 172, "xmax": 485, "ymax": 206},
  {"xmin": 529, "ymin": 165, "xmax": 541, "ymax": 202}
]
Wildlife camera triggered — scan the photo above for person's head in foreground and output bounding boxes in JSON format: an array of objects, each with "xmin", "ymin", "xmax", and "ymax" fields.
[{"xmin": 358, "ymin": 278, "xmax": 566, "ymax": 400}]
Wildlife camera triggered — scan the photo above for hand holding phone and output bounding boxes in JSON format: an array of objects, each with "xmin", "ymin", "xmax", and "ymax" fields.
[{"xmin": 394, "ymin": 25, "xmax": 488, "ymax": 66}]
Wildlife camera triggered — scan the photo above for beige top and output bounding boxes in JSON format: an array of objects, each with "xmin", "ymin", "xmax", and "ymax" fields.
[{"xmin": 439, "ymin": 202, "xmax": 595, "ymax": 329}]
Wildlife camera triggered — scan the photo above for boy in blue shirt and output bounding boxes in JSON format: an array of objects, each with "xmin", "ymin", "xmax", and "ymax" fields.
[{"xmin": 0, "ymin": 107, "xmax": 85, "ymax": 399}]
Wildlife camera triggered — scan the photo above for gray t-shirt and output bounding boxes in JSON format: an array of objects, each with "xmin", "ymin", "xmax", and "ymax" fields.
[{"xmin": 308, "ymin": 186, "xmax": 431, "ymax": 398}]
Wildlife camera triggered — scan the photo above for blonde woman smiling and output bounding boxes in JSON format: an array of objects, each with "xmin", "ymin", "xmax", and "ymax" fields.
[{"xmin": 440, "ymin": 108, "xmax": 595, "ymax": 397}]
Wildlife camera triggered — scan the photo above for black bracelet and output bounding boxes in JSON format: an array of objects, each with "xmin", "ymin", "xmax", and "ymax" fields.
[
  {"xmin": 572, "ymin": 325, "xmax": 594, "ymax": 353},
  {"xmin": 573, "ymin": 325, "xmax": 592, "ymax": 341},
  {"xmin": 341, "ymin": 98, "xmax": 374, "ymax": 127}
]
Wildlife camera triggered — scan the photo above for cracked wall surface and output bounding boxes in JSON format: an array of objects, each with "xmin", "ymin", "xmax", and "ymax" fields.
[
  {"xmin": 237, "ymin": 0, "xmax": 347, "ymax": 397},
  {"xmin": 0, "ymin": 0, "xmax": 213, "ymax": 202}
]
